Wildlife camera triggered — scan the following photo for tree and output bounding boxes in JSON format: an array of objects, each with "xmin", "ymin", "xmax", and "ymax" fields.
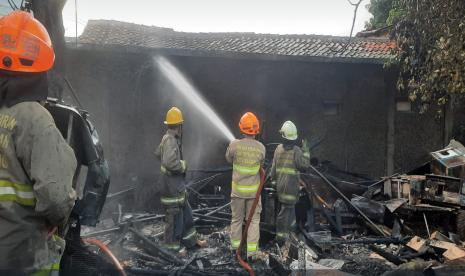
[
  {"xmin": 365, "ymin": 0, "xmax": 393, "ymax": 30},
  {"xmin": 31, "ymin": 0, "xmax": 68, "ymax": 99},
  {"xmin": 392, "ymin": 0, "xmax": 465, "ymax": 113}
]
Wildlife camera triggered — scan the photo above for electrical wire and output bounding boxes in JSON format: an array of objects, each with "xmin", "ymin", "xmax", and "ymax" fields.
[
  {"xmin": 74, "ymin": 0, "xmax": 78, "ymax": 46},
  {"xmin": 7, "ymin": 0, "xmax": 18, "ymax": 10},
  {"xmin": 11, "ymin": 0, "xmax": 18, "ymax": 9}
]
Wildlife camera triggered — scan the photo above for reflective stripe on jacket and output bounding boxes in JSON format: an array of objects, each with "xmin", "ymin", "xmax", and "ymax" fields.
[
  {"xmin": 160, "ymin": 192, "xmax": 186, "ymax": 207},
  {"xmin": 225, "ymin": 137, "xmax": 265, "ymax": 199},
  {"xmin": 0, "ymin": 180, "xmax": 35, "ymax": 206},
  {"xmin": 270, "ymin": 144, "xmax": 309, "ymax": 204}
]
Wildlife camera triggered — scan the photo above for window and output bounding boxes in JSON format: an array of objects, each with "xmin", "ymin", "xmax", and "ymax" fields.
[
  {"xmin": 396, "ymin": 100, "xmax": 412, "ymax": 112},
  {"xmin": 323, "ymin": 101, "xmax": 341, "ymax": 116}
]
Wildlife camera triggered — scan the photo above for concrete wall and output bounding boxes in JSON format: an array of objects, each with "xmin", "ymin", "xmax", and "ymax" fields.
[
  {"xmin": 64, "ymin": 48, "xmax": 445, "ymax": 197},
  {"xmin": 165, "ymin": 55, "xmax": 389, "ymax": 177}
]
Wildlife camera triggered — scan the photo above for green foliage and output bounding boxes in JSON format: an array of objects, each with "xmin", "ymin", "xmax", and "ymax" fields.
[
  {"xmin": 365, "ymin": 0, "xmax": 394, "ymax": 29},
  {"xmin": 392, "ymin": 0, "xmax": 465, "ymax": 113},
  {"xmin": 386, "ymin": 8, "xmax": 404, "ymax": 26}
]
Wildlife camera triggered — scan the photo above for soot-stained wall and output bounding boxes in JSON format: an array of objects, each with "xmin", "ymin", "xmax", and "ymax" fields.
[
  {"xmin": 164, "ymin": 56, "xmax": 390, "ymax": 177},
  {"xmin": 65, "ymin": 48, "xmax": 444, "ymax": 197}
]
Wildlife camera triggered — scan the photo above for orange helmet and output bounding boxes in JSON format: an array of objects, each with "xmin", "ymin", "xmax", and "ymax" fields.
[
  {"xmin": 239, "ymin": 112, "xmax": 260, "ymax": 135},
  {"xmin": 0, "ymin": 10, "xmax": 54, "ymax": 73}
]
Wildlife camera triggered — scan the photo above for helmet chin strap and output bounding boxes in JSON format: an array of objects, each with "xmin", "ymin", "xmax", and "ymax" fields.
[
  {"xmin": 178, "ymin": 124, "xmax": 183, "ymax": 160},
  {"xmin": 0, "ymin": 77, "xmax": 8, "ymax": 104}
]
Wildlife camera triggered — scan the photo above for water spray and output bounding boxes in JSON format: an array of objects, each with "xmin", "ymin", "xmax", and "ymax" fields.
[{"xmin": 155, "ymin": 56, "xmax": 235, "ymax": 142}]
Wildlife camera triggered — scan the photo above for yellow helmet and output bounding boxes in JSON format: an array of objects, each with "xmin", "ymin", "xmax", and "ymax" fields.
[{"xmin": 164, "ymin": 107, "xmax": 184, "ymax": 125}]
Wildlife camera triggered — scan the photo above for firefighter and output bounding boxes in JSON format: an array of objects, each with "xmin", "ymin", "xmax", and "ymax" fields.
[
  {"xmin": 0, "ymin": 11, "xmax": 77, "ymax": 274},
  {"xmin": 270, "ymin": 121, "xmax": 310, "ymax": 244},
  {"xmin": 155, "ymin": 107, "xmax": 207, "ymax": 255},
  {"xmin": 226, "ymin": 112, "xmax": 266, "ymax": 260}
]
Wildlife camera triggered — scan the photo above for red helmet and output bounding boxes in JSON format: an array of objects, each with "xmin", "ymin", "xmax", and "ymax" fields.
[
  {"xmin": 0, "ymin": 10, "xmax": 54, "ymax": 73},
  {"xmin": 239, "ymin": 112, "xmax": 260, "ymax": 135}
]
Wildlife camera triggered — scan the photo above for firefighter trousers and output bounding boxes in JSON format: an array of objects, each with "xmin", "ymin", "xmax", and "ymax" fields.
[
  {"xmin": 230, "ymin": 197, "xmax": 262, "ymax": 255},
  {"xmin": 163, "ymin": 201, "xmax": 198, "ymax": 251},
  {"xmin": 276, "ymin": 203, "xmax": 296, "ymax": 242}
]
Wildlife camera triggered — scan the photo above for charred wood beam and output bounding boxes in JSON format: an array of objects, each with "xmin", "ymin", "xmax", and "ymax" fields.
[
  {"xmin": 298, "ymin": 225, "xmax": 323, "ymax": 255},
  {"xmin": 81, "ymin": 215, "xmax": 165, "ymax": 238},
  {"xmin": 125, "ymin": 268, "xmax": 167, "ymax": 275},
  {"xmin": 363, "ymin": 174, "xmax": 400, "ymax": 199},
  {"xmin": 320, "ymin": 206, "xmax": 342, "ymax": 235},
  {"xmin": 399, "ymin": 250, "xmax": 435, "ymax": 261},
  {"xmin": 192, "ymin": 206, "xmax": 223, "ymax": 213},
  {"xmin": 129, "ymin": 227, "xmax": 184, "ymax": 266},
  {"xmin": 127, "ymin": 268, "xmax": 227, "ymax": 276},
  {"xmin": 205, "ymin": 202, "xmax": 231, "ymax": 216},
  {"xmin": 310, "ymin": 191, "xmax": 342, "ymax": 235},
  {"xmin": 192, "ymin": 213, "xmax": 231, "ymax": 223},
  {"xmin": 368, "ymin": 245, "xmax": 406, "ymax": 265},
  {"xmin": 324, "ymin": 174, "xmax": 369, "ymax": 190},
  {"xmin": 123, "ymin": 248, "xmax": 168, "ymax": 265},
  {"xmin": 119, "ymin": 214, "xmax": 165, "ymax": 225},
  {"xmin": 335, "ymin": 205, "xmax": 343, "ymax": 234},
  {"xmin": 308, "ymin": 165, "xmax": 388, "ymax": 237},
  {"xmin": 269, "ymin": 254, "xmax": 291, "ymax": 276},
  {"xmin": 368, "ymin": 174, "xmax": 399, "ymax": 188},
  {"xmin": 332, "ymin": 237, "xmax": 409, "ymax": 245}
]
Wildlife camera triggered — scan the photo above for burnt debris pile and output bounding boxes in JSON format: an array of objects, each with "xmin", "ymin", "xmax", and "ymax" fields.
[{"xmin": 76, "ymin": 141, "xmax": 465, "ymax": 275}]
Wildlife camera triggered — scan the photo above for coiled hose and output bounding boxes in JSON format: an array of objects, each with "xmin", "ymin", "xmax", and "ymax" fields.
[{"xmin": 236, "ymin": 168, "xmax": 266, "ymax": 276}]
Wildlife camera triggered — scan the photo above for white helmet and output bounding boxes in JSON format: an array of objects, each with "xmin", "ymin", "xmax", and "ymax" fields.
[{"xmin": 279, "ymin": 121, "xmax": 298, "ymax": 141}]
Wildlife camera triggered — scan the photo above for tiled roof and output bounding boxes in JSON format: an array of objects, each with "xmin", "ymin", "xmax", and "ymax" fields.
[{"xmin": 78, "ymin": 20, "xmax": 395, "ymax": 63}]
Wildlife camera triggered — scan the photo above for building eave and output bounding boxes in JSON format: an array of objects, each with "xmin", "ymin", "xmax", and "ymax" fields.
[{"xmin": 67, "ymin": 42, "xmax": 390, "ymax": 65}]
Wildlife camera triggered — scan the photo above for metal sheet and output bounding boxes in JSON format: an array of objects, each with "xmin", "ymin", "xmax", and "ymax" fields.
[
  {"xmin": 430, "ymin": 140, "xmax": 465, "ymax": 169},
  {"xmin": 383, "ymin": 198, "xmax": 408, "ymax": 213}
]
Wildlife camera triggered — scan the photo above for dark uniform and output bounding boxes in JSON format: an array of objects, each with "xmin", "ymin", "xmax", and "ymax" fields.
[{"xmin": 270, "ymin": 143, "xmax": 309, "ymax": 241}]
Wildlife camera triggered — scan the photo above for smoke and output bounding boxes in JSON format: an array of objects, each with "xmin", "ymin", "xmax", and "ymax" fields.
[{"xmin": 153, "ymin": 56, "xmax": 235, "ymax": 169}]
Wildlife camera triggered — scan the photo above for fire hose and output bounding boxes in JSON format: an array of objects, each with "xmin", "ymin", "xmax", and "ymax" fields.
[
  {"xmin": 84, "ymin": 238, "xmax": 127, "ymax": 276},
  {"xmin": 236, "ymin": 168, "xmax": 266, "ymax": 276}
]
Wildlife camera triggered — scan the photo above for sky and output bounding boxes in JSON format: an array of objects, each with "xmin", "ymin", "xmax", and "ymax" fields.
[
  {"xmin": 0, "ymin": 0, "xmax": 373, "ymax": 37},
  {"xmin": 61, "ymin": 0, "xmax": 373, "ymax": 37}
]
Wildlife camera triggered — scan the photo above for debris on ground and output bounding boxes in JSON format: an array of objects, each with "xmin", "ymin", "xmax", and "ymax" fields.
[{"xmin": 75, "ymin": 141, "xmax": 465, "ymax": 275}]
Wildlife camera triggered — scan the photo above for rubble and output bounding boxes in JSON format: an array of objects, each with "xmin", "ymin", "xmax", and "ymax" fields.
[
  {"xmin": 82, "ymin": 205, "xmax": 465, "ymax": 275},
  {"xmin": 78, "ymin": 141, "xmax": 465, "ymax": 275}
]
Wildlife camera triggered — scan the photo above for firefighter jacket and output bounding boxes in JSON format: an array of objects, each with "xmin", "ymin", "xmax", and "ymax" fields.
[
  {"xmin": 0, "ymin": 102, "xmax": 77, "ymax": 270},
  {"xmin": 270, "ymin": 144, "xmax": 310, "ymax": 204},
  {"xmin": 155, "ymin": 129, "xmax": 187, "ymax": 207},
  {"xmin": 226, "ymin": 137, "xmax": 266, "ymax": 199}
]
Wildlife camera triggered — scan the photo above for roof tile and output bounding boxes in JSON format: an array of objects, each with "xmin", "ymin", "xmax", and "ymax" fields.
[{"xmin": 78, "ymin": 20, "xmax": 394, "ymax": 61}]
